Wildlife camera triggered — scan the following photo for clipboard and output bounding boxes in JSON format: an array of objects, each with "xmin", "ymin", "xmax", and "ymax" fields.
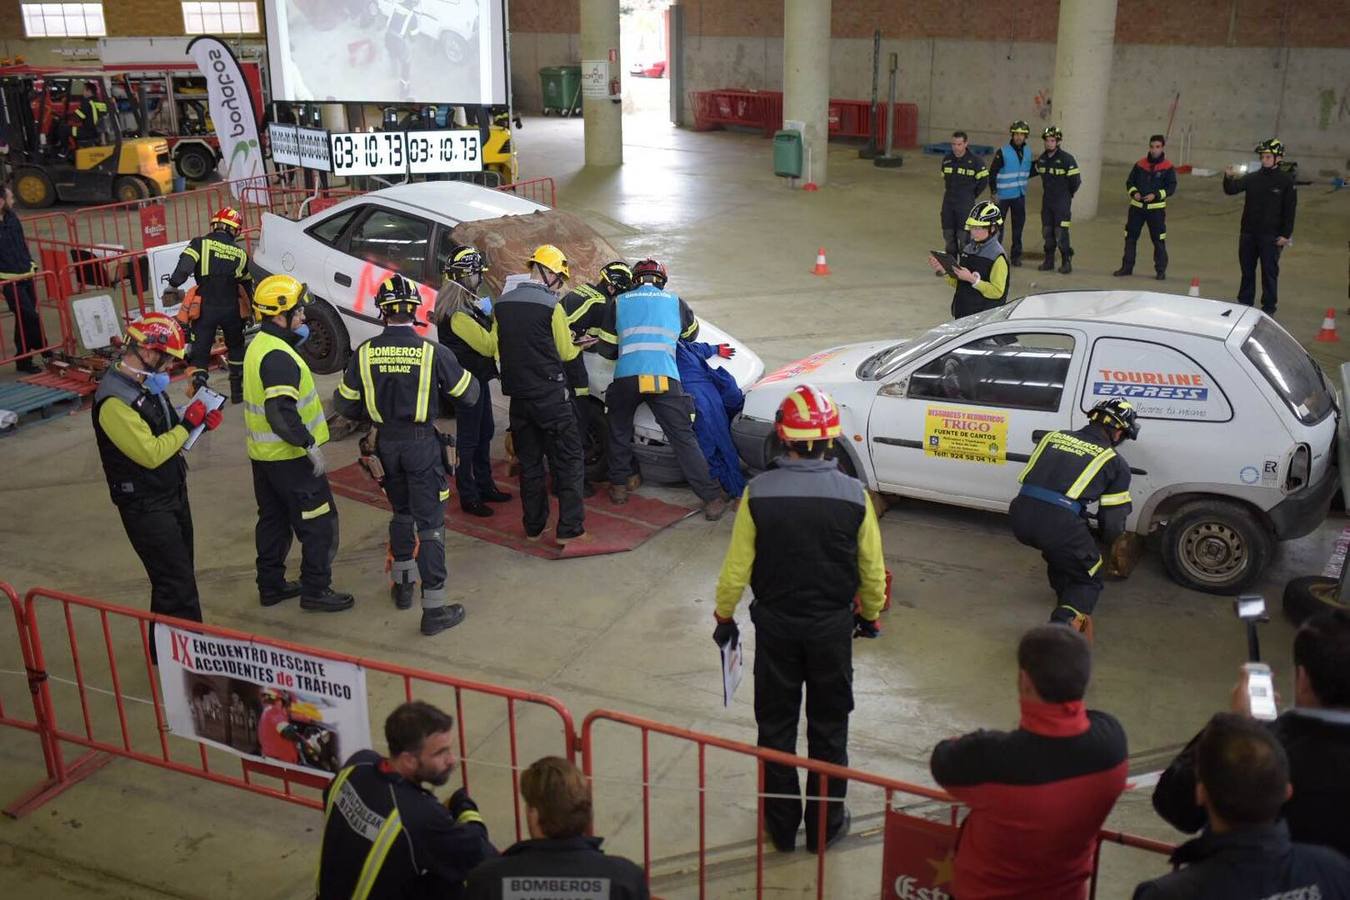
[
  {"xmin": 929, "ymin": 250, "xmax": 958, "ymax": 276},
  {"xmin": 721, "ymin": 636, "xmax": 744, "ymax": 707},
  {"xmin": 182, "ymin": 386, "xmax": 226, "ymax": 451}
]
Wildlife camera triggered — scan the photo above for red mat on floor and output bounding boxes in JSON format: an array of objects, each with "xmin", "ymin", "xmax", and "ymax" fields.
[{"xmin": 327, "ymin": 460, "xmax": 698, "ymax": 559}]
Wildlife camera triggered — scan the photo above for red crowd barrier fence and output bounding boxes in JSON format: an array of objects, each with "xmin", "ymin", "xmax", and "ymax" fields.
[
  {"xmin": 6, "ymin": 586, "xmax": 576, "ymax": 844},
  {"xmin": 0, "ymin": 267, "xmax": 73, "ymax": 369}
]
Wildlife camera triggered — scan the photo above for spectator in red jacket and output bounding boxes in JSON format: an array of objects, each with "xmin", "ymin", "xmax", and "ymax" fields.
[{"xmin": 930, "ymin": 625, "xmax": 1128, "ymax": 900}]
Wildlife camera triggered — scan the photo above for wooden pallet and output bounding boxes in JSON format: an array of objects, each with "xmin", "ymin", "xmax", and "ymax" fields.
[{"xmin": 0, "ymin": 380, "xmax": 82, "ymax": 433}]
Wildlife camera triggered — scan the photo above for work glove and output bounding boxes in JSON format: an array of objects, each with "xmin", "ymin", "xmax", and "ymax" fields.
[
  {"xmin": 716, "ymin": 343, "xmax": 736, "ymax": 359},
  {"xmin": 203, "ymin": 408, "xmax": 223, "ymax": 432},
  {"xmin": 181, "ymin": 400, "xmax": 207, "ymax": 429},
  {"xmin": 713, "ymin": 616, "xmax": 739, "ymax": 648},
  {"xmin": 306, "ymin": 444, "xmax": 328, "ymax": 478},
  {"xmin": 447, "ymin": 786, "xmax": 478, "ymax": 819},
  {"xmin": 853, "ymin": 614, "xmax": 880, "ymax": 640}
]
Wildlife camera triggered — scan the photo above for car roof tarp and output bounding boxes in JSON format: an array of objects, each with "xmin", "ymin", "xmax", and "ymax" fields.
[{"xmin": 449, "ymin": 208, "xmax": 621, "ymax": 300}]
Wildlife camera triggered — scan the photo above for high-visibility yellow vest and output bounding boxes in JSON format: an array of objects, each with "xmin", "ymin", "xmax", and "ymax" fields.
[{"xmin": 242, "ymin": 331, "xmax": 328, "ymax": 461}]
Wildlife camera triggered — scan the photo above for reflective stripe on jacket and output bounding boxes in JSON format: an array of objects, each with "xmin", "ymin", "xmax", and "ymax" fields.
[
  {"xmin": 242, "ymin": 330, "xmax": 328, "ymax": 461},
  {"xmin": 614, "ymin": 284, "xmax": 681, "ymax": 381}
]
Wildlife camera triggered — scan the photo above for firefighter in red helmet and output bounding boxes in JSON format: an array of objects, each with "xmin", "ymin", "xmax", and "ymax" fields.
[{"xmin": 713, "ymin": 384, "xmax": 887, "ymax": 853}]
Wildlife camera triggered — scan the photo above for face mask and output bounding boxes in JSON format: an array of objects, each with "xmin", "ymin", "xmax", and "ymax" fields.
[
  {"xmin": 476, "ymin": 296, "xmax": 492, "ymax": 315},
  {"xmin": 293, "ymin": 323, "xmax": 311, "ymax": 346},
  {"xmin": 143, "ymin": 371, "xmax": 171, "ymax": 395}
]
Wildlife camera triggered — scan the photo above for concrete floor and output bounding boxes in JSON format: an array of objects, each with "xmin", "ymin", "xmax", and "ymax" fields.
[{"xmin": 2, "ymin": 113, "xmax": 1348, "ymax": 899}]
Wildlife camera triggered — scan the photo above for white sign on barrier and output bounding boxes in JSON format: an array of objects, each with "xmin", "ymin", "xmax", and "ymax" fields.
[
  {"xmin": 155, "ymin": 623, "xmax": 371, "ymax": 777},
  {"xmin": 71, "ymin": 294, "xmax": 122, "ymax": 350}
]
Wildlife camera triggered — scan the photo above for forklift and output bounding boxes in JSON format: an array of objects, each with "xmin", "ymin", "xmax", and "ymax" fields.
[{"xmin": 0, "ymin": 69, "xmax": 174, "ymax": 208}]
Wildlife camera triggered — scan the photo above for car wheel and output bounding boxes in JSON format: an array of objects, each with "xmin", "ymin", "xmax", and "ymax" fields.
[
  {"xmin": 297, "ymin": 297, "xmax": 351, "ymax": 375},
  {"xmin": 13, "ymin": 167, "xmax": 56, "ymax": 208},
  {"xmin": 1160, "ymin": 499, "xmax": 1274, "ymax": 594},
  {"xmin": 175, "ymin": 144, "xmax": 217, "ymax": 181},
  {"xmin": 582, "ymin": 398, "xmax": 609, "ymax": 484},
  {"xmin": 1282, "ymin": 575, "xmax": 1346, "ymax": 626},
  {"xmin": 443, "ymin": 31, "xmax": 469, "ymax": 65},
  {"xmin": 113, "ymin": 175, "xmax": 150, "ymax": 203}
]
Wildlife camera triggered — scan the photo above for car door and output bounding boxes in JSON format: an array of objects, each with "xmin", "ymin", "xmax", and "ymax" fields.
[
  {"xmin": 867, "ymin": 328, "xmax": 1086, "ymax": 510},
  {"xmin": 328, "ymin": 204, "xmax": 436, "ymax": 338}
]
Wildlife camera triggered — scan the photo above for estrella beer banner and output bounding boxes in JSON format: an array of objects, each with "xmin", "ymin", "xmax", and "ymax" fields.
[
  {"xmin": 155, "ymin": 624, "xmax": 371, "ymax": 777},
  {"xmin": 186, "ymin": 35, "xmax": 266, "ymax": 201},
  {"xmin": 881, "ymin": 807, "xmax": 959, "ymax": 900}
]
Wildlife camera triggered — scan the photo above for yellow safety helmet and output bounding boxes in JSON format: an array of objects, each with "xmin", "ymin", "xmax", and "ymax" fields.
[
  {"xmin": 527, "ymin": 244, "xmax": 570, "ymax": 280},
  {"xmin": 253, "ymin": 274, "xmax": 310, "ymax": 318}
]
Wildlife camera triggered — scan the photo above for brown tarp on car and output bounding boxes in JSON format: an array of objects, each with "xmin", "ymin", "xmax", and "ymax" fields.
[{"xmin": 448, "ymin": 209, "xmax": 622, "ymax": 300}]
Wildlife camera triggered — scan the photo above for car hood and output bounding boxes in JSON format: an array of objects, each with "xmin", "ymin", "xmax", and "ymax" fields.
[{"xmin": 742, "ymin": 339, "xmax": 901, "ymax": 421}]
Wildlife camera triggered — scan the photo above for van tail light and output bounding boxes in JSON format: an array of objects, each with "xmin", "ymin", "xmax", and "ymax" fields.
[{"xmin": 1286, "ymin": 444, "xmax": 1310, "ymax": 492}]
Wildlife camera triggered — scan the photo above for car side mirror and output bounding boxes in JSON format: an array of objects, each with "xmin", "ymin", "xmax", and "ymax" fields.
[{"xmin": 879, "ymin": 379, "xmax": 908, "ymax": 398}]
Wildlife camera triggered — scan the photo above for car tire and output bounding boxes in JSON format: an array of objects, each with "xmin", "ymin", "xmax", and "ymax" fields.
[
  {"xmin": 582, "ymin": 398, "xmax": 610, "ymax": 484},
  {"xmin": 443, "ymin": 31, "xmax": 470, "ymax": 65},
  {"xmin": 175, "ymin": 144, "xmax": 217, "ymax": 181},
  {"xmin": 113, "ymin": 175, "xmax": 150, "ymax": 203},
  {"xmin": 297, "ymin": 297, "xmax": 351, "ymax": 375},
  {"xmin": 1282, "ymin": 575, "xmax": 1346, "ymax": 626},
  {"xmin": 13, "ymin": 167, "xmax": 56, "ymax": 208},
  {"xmin": 1160, "ymin": 499, "xmax": 1274, "ymax": 594}
]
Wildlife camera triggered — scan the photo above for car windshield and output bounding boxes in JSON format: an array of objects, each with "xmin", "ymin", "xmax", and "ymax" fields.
[
  {"xmin": 1241, "ymin": 319, "xmax": 1335, "ymax": 426},
  {"xmin": 863, "ymin": 300, "xmax": 1021, "ymax": 380}
]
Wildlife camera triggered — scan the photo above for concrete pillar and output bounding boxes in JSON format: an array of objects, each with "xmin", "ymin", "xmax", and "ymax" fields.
[
  {"xmin": 581, "ymin": 0, "xmax": 623, "ymax": 167},
  {"xmin": 1050, "ymin": 0, "xmax": 1118, "ymax": 220},
  {"xmin": 783, "ymin": 0, "xmax": 831, "ymax": 186}
]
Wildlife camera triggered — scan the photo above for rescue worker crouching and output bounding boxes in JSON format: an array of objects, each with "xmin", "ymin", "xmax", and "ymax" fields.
[
  {"xmin": 92, "ymin": 313, "xmax": 222, "ymax": 660},
  {"xmin": 168, "ymin": 206, "xmax": 252, "ymax": 404},
  {"xmin": 334, "ymin": 274, "xmax": 480, "ymax": 636},
  {"xmin": 560, "ymin": 259, "xmax": 633, "ymax": 496},
  {"xmin": 1115, "ymin": 134, "xmax": 1176, "ymax": 280},
  {"xmin": 714, "ymin": 385, "xmax": 887, "ymax": 853},
  {"xmin": 597, "ymin": 259, "xmax": 728, "ymax": 521},
  {"xmin": 437, "ymin": 246, "xmax": 512, "ymax": 518},
  {"xmin": 1009, "ymin": 398, "xmax": 1140, "ymax": 639},
  {"xmin": 929, "ymin": 201, "xmax": 1009, "ymax": 320},
  {"xmin": 244, "ymin": 275, "xmax": 353, "ymax": 613},
  {"xmin": 1034, "ymin": 126, "xmax": 1082, "ymax": 274}
]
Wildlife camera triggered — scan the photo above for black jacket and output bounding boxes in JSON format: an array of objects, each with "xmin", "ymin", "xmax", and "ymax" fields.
[
  {"xmin": 1127, "ymin": 154, "xmax": 1178, "ymax": 208},
  {"xmin": 334, "ymin": 323, "xmax": 479, "ymax": 431},
  {"xmin": 1018, "ymin": 423, "xmax": 1133, "ymax": 542},
  {"xmin": 169, "ymin": 228, "xmax": 253, "ymax": 308},
  {"xmin": 1132, "ymin": 822, "xmax": 1350, "ymax": 900},
  {"xmin": 0, "ymin": 207, "xmax": 33, "ymax": 277},
  {"xmin": 462, "ymin": 835, "xmax": 649, "ymax": 900},
  {"xmin": 1223, "ymin": 165, "xmax": 1297, "ymax": 238},
  {"xmin": 495, "ymin": 280, "xmax": 571, "ymax": 401},
  {"xmin": 941, "ymin": 150, "xmax": 989, "ymax": 207},
  {"xmin": 1033, "ymin": 148, "xmax": 1082, "ymax": 206},
  {"xmin": 92, "ymin": 369, "xmax": 188, "ymax": 508},
  {"xmin": 1153, "ymin": 708, "xmax": 1350, "ymax": 858}
]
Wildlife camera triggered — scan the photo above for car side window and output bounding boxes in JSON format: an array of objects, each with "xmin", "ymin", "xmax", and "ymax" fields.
[
  {"xmin": 344, "ymin": 208, "xmax": 432, "ymax": 280},
  {"xmin": 908, "ymin": 332, "xmax": 1075, "ymax": 412},
  {"xmin": 307, "ymin": 207, "xmax": 360, "ymax": 247}
]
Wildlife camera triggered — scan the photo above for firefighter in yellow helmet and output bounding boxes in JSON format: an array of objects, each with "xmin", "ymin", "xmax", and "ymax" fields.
[
  {"xmin": 243, "ymin": 275, "xmax": 353, "ymax": 612},
  {"xmin": 491, "ymin": 245, "xmax": 587, "ymax": 544},
  {"xmin": 930, "ymin": 201, "xmax": 1010, "ymax": 319}
]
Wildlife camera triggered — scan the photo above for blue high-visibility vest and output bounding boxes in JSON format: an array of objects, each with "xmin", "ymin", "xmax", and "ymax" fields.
[
  {"xmin": 615, "ymin": 284, "xmax": 681, "ymax": 381},
  {"xmin": 995, "ymin": 142, "xmax": 1032, "ymax": 199}
]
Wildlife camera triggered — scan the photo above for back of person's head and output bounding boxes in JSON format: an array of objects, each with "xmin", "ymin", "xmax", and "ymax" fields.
[
  {"xmin": 1293, "ymin": 610, "xmax": 1350, "ymax": 708},
  {"xmin": 1196, "ymin": 712, "xmax": 1290, "ymax": 827},
  {"xmin": 385, "ymin": 701, "xmax": 453, "ymax": 756},
  {"xmin": 521, "ymin": 756, "xmax": 592, "ymax": 839},
  {"xmin": 1017, "ymin": 625, "xmax": 1091, "ymax": 702}
]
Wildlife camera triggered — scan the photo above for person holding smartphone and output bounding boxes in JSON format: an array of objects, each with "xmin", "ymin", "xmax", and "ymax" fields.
[{"xmin": 928, "ymin": 201, "xmax": 1010, "ymax": 319}]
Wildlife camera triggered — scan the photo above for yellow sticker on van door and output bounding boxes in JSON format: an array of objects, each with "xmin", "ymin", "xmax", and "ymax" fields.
[{"xmin": 924, "ymin": 406, "xmax": 1008, "ymax": 464}]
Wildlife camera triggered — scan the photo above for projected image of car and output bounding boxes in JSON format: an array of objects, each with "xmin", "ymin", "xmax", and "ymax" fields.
[{"xmin": 251, "ymin": 182, "xmax": 764, "ymax": 484}]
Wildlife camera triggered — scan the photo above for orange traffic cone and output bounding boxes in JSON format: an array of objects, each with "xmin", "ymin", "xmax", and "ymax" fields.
[
  {"xmin": 812, "ymin": 247, "xmax": 831, "ymax": 276},
  {"xmin": 1188, "ymin": 277, "xmax": 1200, "ymax": 297},
  {"xmin": 1316, "ymin": 308, "xmax": 1340, "ymax": 343}
]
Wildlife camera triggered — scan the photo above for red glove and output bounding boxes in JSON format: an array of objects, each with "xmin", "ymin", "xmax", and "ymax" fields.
[
  {"xmin": 716, "ymin": 343, "xmax": 736, "ymax": 359},
  {"xmin": 204, "ymin": 409, "xmax": 223, "ymax": 431},
  {"xmin": 181, "ymin": 400, "xmax": 206, "ymax": 429}
]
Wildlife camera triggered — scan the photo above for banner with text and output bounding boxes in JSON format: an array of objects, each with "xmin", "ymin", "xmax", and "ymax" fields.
[
  {"xmin": 155, "ymin": 624, "xmax": 370, "ymax": 777},
  {"xmin": 187, "ymin": 35, "xmax": 266, "ymax": 201}
]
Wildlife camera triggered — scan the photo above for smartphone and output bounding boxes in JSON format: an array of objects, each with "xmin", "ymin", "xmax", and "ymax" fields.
[
  {"xmin": 1243, "ymin": 663, "xmax": 1279, "ymax": 721},
  {"xmin": 1234, "ymin": 595, "xmax": 1267, "ymax": 621}
]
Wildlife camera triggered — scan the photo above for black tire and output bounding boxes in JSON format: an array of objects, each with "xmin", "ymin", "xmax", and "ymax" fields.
[
  {"xmin": 13, "ymin": 167, "xmax": 56, "ymax": 208},
  {"xmin": 113, "ymin": 175, "xmax": 150, "ymax": 203},
  {"xmin": 297, "ymin": 297, "xmax": 351, "ymax": 375},
  {"xmin": 1160, "ymin": 499, "xmax": 1274, "ymax": 594},
  {"xmin": 442, "ymin": 31, "xmax": 470, "ymax": 65},
  {"xmin": 175, "ymin": 144, "xmax": 217, "ymax": 181},
  {"xmin": 1282, "ymin": 575, "xmax": 1346, "ymax": 625},
  {"xmin": 582, "ymin": 398, "xmax": 609, "ymax": 484}
]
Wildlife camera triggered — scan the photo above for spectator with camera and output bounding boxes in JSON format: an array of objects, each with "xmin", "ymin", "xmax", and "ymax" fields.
[
  {"xmin": 1153, "ymin": 609, "xmax": 1350, "ymax": 858},
  {"xmin": 1134, "ymin": 713, "xmax": 1350, "ymax": 899}
]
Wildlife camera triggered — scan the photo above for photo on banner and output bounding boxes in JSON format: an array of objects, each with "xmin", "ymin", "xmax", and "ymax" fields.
[{"xmin": 155, "ymin": 624, "xmax": 371, "ymax": 777}]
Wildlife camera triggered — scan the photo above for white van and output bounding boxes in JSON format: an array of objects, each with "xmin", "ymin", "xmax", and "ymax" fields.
[{"xmin": 732, "ymin": 292, "xmax": 1342, "ymax": 593}]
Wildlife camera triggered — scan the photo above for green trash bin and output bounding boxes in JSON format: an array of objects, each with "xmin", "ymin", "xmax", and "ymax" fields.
[
  {"xmin": 540, "ymin": 66, "xmax": 583, "ymax": 117},
  {"xmin": 773, "ymin": 130, "xmax": 803, "ymax": 178}
]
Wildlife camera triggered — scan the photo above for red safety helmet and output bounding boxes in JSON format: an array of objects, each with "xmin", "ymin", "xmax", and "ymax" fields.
[
  {"xmin": 125, "ymin": 312, "xmax": 187, "ymax": 359},
  {"xmin": 632, "ymin": 258, "xmax": 668, "ymax": 288},
  {"xmin": 210, "ymin": 206, "xmax": 243, "ymax": 233},
  {"xmin": 775, "ymin": 384, "xmax": 842, "ymax": 444}
]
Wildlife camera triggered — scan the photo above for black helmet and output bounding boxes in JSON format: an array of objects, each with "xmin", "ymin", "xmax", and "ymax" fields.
[
  {"xmin": 374, "ymin": 274, "xmax": 421, "ymax": 317},
  {"xmin": 965, "ymin": 200, "xmax": 1003, "ymax": 230},
  {"xmin": 1010, "ymin": 120, "xmax": 1031, "ymax": 135},
  {"xmin": 1254, "ymin": 138, "xmax": 1284, "ymax": 157},
  {"xmin": 1088, "ymin": 398, "xmax": 1140, "ymax": 440},
  {"xmin": 445, "ymin": 246, "xmax": 486, "ymax": 277},
  {"xmin": 599, "ymin": 260, "xmax": 633, "ymax": 292},
  {"xmin": 1042, "ymin": 125, "xmax": 1063, "ymax": 140}
]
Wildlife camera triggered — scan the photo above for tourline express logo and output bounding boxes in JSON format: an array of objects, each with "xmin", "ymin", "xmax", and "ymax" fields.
[{"xmin": 1092, "ymin": 368, "xmax": 1209, "ymax": 401}]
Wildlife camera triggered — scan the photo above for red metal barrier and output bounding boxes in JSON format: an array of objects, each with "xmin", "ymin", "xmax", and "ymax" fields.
[
  {"xmin": 12, "ymin": 586, "xmax": 576, "ymax": 843},
  {"xmin": 0, "ymin": 268, "xmax": 74, "ymax": 368},
  {"xmin": 689, "ymin": 90, "xmax": 784, "ymax": 137},
  {"xmin": 497, "ymin": 176, "xmax": 557, "ymax": 208},
  {"xmin": 581, "ymin": 709, "xmax": 1175, "ymax": 900}
]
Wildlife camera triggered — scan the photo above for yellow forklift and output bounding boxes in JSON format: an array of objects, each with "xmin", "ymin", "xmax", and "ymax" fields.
[{"xmin": 0, "ymin": 68, "xmax": 174, "ymax": 208}]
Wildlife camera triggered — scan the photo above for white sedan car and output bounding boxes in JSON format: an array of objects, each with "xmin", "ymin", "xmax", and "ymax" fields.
[
  {"xmin": 733, "ymin": 292, "xmax": 1342, "ymax": 593},
  {"xmin": 251, "ymin": 181, "xmax": 764, "ymax": 482}
]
